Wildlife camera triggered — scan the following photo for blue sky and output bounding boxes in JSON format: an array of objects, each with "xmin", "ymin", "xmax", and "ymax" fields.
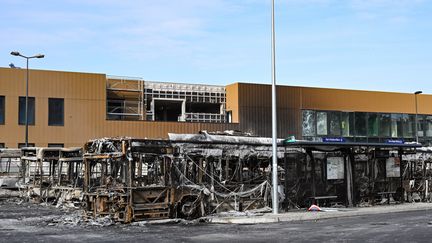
[{"xmin": 1, "ymin": 0, "xmax": 431, "ymax": 93}]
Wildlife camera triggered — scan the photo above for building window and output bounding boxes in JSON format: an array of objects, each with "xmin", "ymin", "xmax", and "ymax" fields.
[
  {"xmin": 425, "ymin": 116, "xmax": 432, "ymax": 137},
  {"xmin": 154, "ymin": 99, "xmax": 184, "ymax": 121},
  {"xmin": 418, "ymin": 115, "xmax": 425, "ymax": 137},
  {"xmin": 317, "ymin": 111, "xmax": 328, "ymax": 136},
  {"xmin": 0, "ymin": 96, "xmax": 5, "ymax": 125},
  {"xmin": 48, "ymin": 98, "xmax": 64, "ymax": 126},
  {"xmin": 341, "ymin": 112, "xmax": 354, "ymax": 137},
  {"xmin": 18, "ymin": 97, "xmax": 35, "ymax": 125},
  {"xmin": 401, "ymin": 114, "xmax": 415, "ymax": 138},
  {"xmin": 368, "ymin": 113, "xmax": 379, "ymax": 137},
  {"xmin": 355, "ymin": 112, "xmax": 367, "ymax": 137},
  {"xmin": 48, "ymin": 143, "xmax": 64, "ymax": 148},
  {"xmin": 328, "ymin": 111, "xmax": 341, "ymax": 136},
  {"xmin": 391, "ymin": 114, "xmax": 403, "ymax": 138},
  {"xmin": 379, "ymin": 114, "xmax": 391, "ymax": 137},
  {"xmin": 301, "ymin": 110, "xmax": 432, "ymax": 141},
  {"xmin": 18, "ymin": 143, "xmax": 35, "ymax": 148},
  {"xmin": 302, "ymin": 110, "xmax": 316, "ymax": 136},
  {"xmin": 0, "ymin": 143, "xmax": 5, "ymax": 148}
]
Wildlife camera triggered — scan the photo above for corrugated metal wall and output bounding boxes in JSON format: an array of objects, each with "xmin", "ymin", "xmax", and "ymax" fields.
[{"xmin": 235, "ymin": 83, "xmax": 302, "ymax": 138}]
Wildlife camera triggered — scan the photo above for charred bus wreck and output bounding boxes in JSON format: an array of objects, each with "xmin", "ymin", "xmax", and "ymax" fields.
[
  {"xmin": 282, "ymin": 141, "xmax": 426, "ymax": 208},
  {"xmin": 6, "ymin": 132, "xmax": 432, "ymax": 223},
  {"xmin": 82, "ymin": 133, "xmax": 286, "ymax": 222},
  {"xmin": 20, "ymin": 147, "xmax": 83, "ymax": 203},
  {"xmin": 0, "ymin": 148, "xmax": 21, "ymax": 189}
]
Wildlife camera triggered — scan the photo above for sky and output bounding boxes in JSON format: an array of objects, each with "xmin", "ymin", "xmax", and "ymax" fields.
[{"xmin": 1, "ymin": 0, "xmax": 431, "ymax": 93}]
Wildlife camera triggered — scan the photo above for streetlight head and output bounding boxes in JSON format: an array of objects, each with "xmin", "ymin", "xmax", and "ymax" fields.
[
  {"xmin": 35, "ymin": 54, "xmax": 44, "ymax": 58},
  {"xmin": 414, "ymin": 91, "xmax": 423, "ymax": 95},
  {"xmin": 10, "ymin": 51, "xmax": 20, "ymax": 56}
]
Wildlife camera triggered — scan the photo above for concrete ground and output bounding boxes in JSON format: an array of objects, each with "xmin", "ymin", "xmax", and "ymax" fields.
[{"xmin": 1, "ymin": 199, "xmax": 432, "ymax": 242}]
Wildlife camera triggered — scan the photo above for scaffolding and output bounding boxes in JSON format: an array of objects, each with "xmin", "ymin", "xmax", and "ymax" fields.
[
  {"xmin": 106, "ymin": 76, "xmax": 145, "ymax": 120},
  {"xmin": 106, "ymin": 77, "xmax": 227, "ymax": 123},
  {"xmin": 144, "ymin": 81, "xmax": 226, "ymax": 123}
]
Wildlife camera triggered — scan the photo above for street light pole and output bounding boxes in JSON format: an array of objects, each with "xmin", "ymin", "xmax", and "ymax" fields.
[
  {"xmin": 414, "ymin": 91, "xmax": 423, "ymax": 144},
  {"xmin": 10, "ymin": 51, "xmax": 45, "ymax": 147},
  {"xmin": 25, "ymin": 58, "xmax": 29, "ymax": 147},
  {"xmin": 271, "ymin": 0, "xmax": 279, "ymax": 214}
]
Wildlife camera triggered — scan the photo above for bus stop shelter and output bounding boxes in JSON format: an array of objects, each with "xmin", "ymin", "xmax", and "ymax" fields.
[{"xmin": 282, "ymin": 141, "xmax": 421, "ymax": 209}]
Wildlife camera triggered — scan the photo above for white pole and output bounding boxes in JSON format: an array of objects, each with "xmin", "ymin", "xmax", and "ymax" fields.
[
  {"xmin": 271, "ymin": 0, "xmax": 279, "ymax": 214},
  {"xmin": 415, "ymin": 93, "xmax": 419, "ymax": 143},
  {"xmin": 414, "ymin": 91, "xmax": 422, "ymax": 143}
]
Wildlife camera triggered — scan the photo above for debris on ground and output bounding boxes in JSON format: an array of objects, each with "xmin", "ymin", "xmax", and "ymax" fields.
[{"xmin": 308, "ymin": 205, "xmax": 322, "ymax": 212}]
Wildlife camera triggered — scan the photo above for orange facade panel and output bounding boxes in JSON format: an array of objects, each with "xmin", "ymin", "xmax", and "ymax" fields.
[
  {"xmin": 301, "ymin": 87, "xmax": 432, "ymax": 115},
  {"xmin": 226, "ymin": 83, "xmax": 239, "ymax": 123},
  {"xmin": 0, "ymin": 68, "xmax": 107, "ymax": 147},
  {"xmin": 234, "ymin": 83, "xmax": 432, "ymax": 115}
]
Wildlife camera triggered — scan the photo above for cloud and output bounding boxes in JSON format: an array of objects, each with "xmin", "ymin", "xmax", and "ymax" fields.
[
  {"xmin": 0, "ymin": 1, "xmax": 240, "ymax": 58},
  {"xmin": 2, "ymin": 0, "xmax": 431, "ymax": 91},
  {"xmin": 350, "ymin": 0, "xmax": 426, "ymax": 9},
  {"xmin": 349, "ymin": 0, "xmax": 427, "ymax": 22}
]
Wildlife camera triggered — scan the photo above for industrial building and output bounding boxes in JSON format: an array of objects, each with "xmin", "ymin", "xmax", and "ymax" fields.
[{"xmin": 0, "ymin": 67, "xmax": 431, "ymax": 148}]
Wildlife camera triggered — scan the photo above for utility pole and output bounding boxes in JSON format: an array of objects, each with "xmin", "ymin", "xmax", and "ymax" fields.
[{"xmin": 271, "ymin": 0, "xmax": 279, "ymax": 214}]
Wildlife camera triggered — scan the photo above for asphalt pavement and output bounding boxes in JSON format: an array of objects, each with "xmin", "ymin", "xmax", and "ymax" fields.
[{"xmin": 1, "ymin": 199, "xmax": 432, "ymax": 242}]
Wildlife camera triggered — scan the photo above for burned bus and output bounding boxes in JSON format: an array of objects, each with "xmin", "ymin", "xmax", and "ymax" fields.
[{"xmin": 82, "ymin": 132, "xmax": 285, "ymax": 222}]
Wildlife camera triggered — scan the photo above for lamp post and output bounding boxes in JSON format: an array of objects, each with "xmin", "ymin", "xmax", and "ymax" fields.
[
  {"xmin": 414, "ymin": 91, "xmax": 423, "ymax": 143},
  {"xmin": 10, "ymin": 51, "xmax": 44, "ymax": 147},
  {"xmin": 271, "ymin": 0, "xmax": 279, "ymax": 214}
]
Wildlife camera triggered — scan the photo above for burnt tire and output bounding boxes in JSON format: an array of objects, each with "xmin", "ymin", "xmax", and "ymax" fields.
[{"xmin": 177, "ymin": 195, "xmax": 200, "ymax": 219}]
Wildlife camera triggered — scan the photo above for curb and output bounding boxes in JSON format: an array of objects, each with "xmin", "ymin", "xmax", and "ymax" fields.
[{"xmin": 208, "ymin": 203, "xmax": 432, "ymax": 224}]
